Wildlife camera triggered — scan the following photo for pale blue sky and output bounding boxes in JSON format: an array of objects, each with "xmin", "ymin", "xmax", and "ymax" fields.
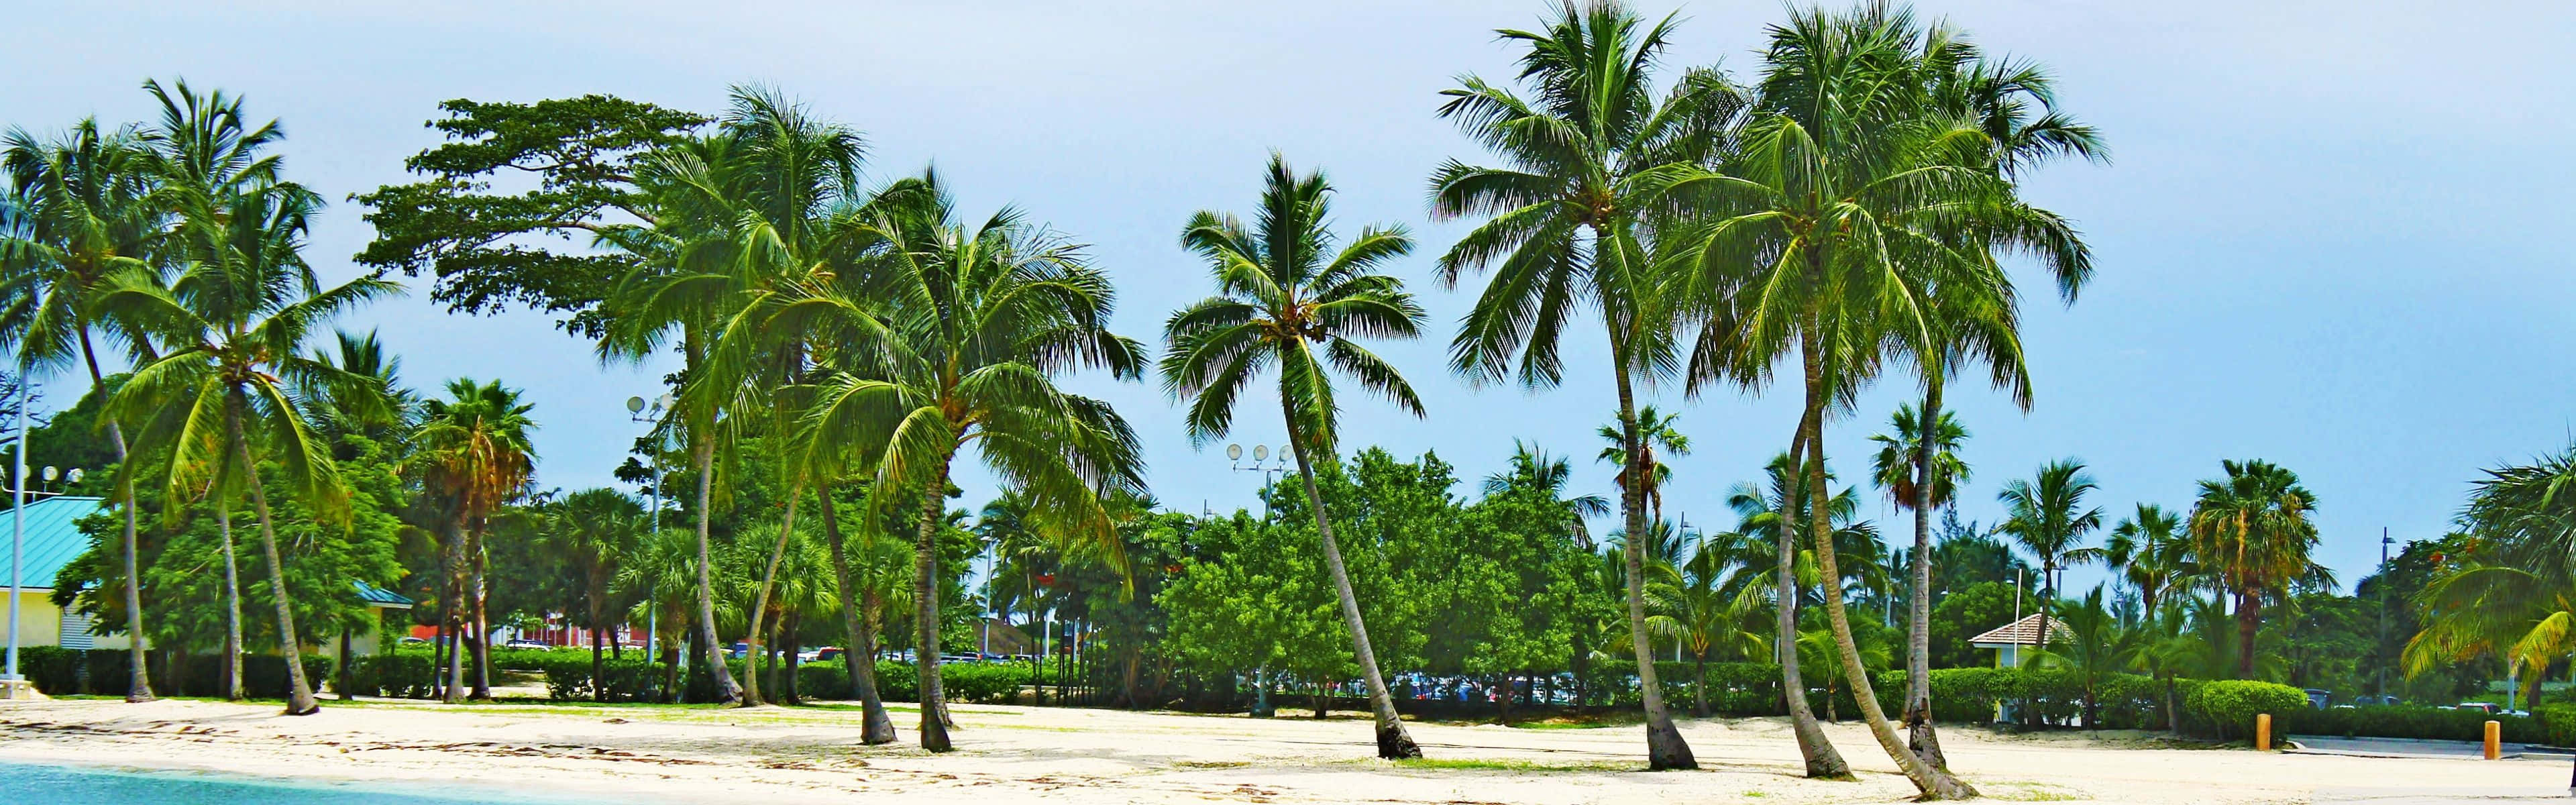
[{"xmin": 9, "ymin": 1, "xmax": 2572, "ymax": 593}]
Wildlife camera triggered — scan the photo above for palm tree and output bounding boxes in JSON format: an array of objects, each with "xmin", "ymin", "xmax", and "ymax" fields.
[
  {"xmin": 2033, "ymin": 586, "xmax": 2133, "ymax": 728},
  {"xmin": 2105, "ymin": 504, "xmax": 2192, "ymax": 622},
  {"xmin": 1870, "ymin": 404, "xmax": 1970, "ymax": 749},
  {"xmin": 1427, "ymin": 0, "xmax": 1744, "ymax": 770},
  {"xmin": 1668, "ymin": 6, "xmax": 2086, "ymax": 794},
  {"xmin": 103, "ymin": 171, "xmax": 396, "ymax": 716},
  {"xmin": 1161, "ymin": 154, "xmax": 1427, "ymax": 759},
  {"xmin": 2408, "ymin": 449, "xmax": 2576, "ymax": 697},
  {"xmin": 411, "ymin": 378, "xmax": 536, "ymax": 701},
  {"xmin": 1723, "ymin": 450, "xmax": 1844, "ymax": 775},
  {"xmin": 790, "ymin": 177, "xmax": 1144, "ymax": 752},
  {"xmin": 550, "ymin": 488, "xmax": 644, "ymax": 701},
  {"xmin": 1881, "ymin": 28, "xmax": 2100, "ymax": 770},
  {"xmin": 1485, "ymin": 440, "xmax": 1611, "ymax": 549},
  {"xmin": 1646, "ymin": 529, "xmax": 1766, "ymax": 717},
  {"xmin": 1996, "ymin": 459, "xmax": 2104, "ymax": 655},
  {"xmin": 2189, "ymin": 460, "xmax": 2323, "ymax": 678},
  {"xmin": 815, "ymin": 482, "xmax": 899, "ymax": 741},
  {"xmin": 0, "ymin": 114, "xmax": 174, "ymax": 703},
  {"xmin": 1595, "ymin": 405, "xmax": 1688, "ymax": 524}
]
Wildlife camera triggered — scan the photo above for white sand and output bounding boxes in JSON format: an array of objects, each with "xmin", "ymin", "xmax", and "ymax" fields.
[{"xmin": 3, "ymin": 697, "xmax": 2565, "ymax": 804}]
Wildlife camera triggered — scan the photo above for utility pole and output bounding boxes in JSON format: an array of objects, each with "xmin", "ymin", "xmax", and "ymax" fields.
[{"xmin": 2377, "ymin": 527, "xmax": 2392, "ymax": 702}]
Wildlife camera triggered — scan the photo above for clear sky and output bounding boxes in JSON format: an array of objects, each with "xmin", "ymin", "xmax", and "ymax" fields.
[{"xmin": 9, "ymin": 1, "xmax": 2572, "ymax": 594}]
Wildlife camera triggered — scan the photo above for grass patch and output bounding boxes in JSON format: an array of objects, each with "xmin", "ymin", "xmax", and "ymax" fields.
[
  {"xmin": 1503, "ymin": 712, "xmax": 1644, "ymax": 731},
  {"xmin": 1987, "ymin": 784, "xmax": 2085, "ymax": 802}
]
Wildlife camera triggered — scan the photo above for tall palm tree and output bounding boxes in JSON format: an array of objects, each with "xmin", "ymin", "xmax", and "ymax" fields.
[
  {"xmin": 1162, "ymin": 154, "xmax": 1427, "ymax": 759},
  {"xmin": 1595, "ymin": 405, "xmax": 1687, "ymax": 523},
  {"xmin": 1669, "ymin": 6, "xmax": 2084, "ymax": 794},
  {"xmin": 790, "ymin": 176, "xmax": 1144, "ymax": 752},
  {"xmin": 815, "ymin": 480, "xmax": 899, "ymax": 741},
  {"xmin": 1868, "ymin": 403, "xmax": 1976, "ymax": 761},
  {"xmin": 0, "ymin": 117, "xmax": 169, "ymax": 702},
  {"xmin": 674, "ymin": 87, "xmax": 868, "ymax": 708},
  {"xmin": 1884, "ymin": 25, "xmax": 2100, "ymax": 767},
  {"xmin": 1722, "ymin": 449, "xmax": 1843, "ymax": 775},
  {"xmin": 411, "ymin": 378, "xmax": 536, "ymax": 701},
  {"xmin": 103, "ymin": 172, "xmax": 396, "ymax": 716},
  {"xmin": 2188, "ymin": 459, "xmax": 2323, "ymax": 678},
  {"xmin": 1428, "ymin": 0, "xmax": 1744, "ymax": 770},
  {"xmin": 1996, "ymin": 458, "xmax": 2104, "ymax": 654}
]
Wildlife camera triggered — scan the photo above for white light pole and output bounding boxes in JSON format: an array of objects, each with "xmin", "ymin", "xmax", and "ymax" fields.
[
  {"xmin": 1226, "ymin": 443, "xmax": 1291, "ymax": 517},
  {"xmin": 5, "ymin": 382, "xmax": 25, "ymax": 684},
  {"xmin": 629, "ymin": 394, "xmax": 672, "ymax": 661}
]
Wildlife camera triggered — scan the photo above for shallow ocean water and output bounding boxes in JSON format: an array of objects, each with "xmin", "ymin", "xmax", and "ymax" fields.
[{"xmin": 0, "ymin": 761, "xmax": 575, "ymax": 804}]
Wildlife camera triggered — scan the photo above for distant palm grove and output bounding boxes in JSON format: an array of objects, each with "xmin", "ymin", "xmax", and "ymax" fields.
[{"xmin": 6, "ymin": 2, "xmax": 2571, "ymax": 799}]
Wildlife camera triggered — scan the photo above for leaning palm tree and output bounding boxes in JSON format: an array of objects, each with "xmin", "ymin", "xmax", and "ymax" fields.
[
  {"xmin": 2188, "ymin": 459, "xmax": 2324, "ymax": 678},
  {"xmin": 0, "ymin": 119, "xmax": 170, "ymax": 702},
  {"xmin": 1427, "ymin": 0, "xmax": 1745, "ymax": 770},
  {"xmin": 411, "ymin": 378, "xmax": 536, "ymax": 701},
  {"xmin": 1161, "ymin": 154, "xmax": 1428, "ymax": 759},
  {"xmin": 2408, "ymin": 450, "xmax": 2576, "ymax": 699},
  {"xmin": 788, "ymin": 176, "xmax": 1144, "ymax": 752},
  {"xmin": 1721, "ymin": 450, "xmax": 1842, "ymax": 775},
  {"xmin": 103, "ymin": 176, "xmax": 396, "ymax": 716},
  {"xmin": 1996, "ymin": 458, "xmax": 2104, "ymax": 655},
  {"xmin": 1596, "ymin": 405, "xmax": 1688, "ymax": 523},
  {"xmin": 1669, "ymin": 5, "xmax": 2090, "ymax": 794}
]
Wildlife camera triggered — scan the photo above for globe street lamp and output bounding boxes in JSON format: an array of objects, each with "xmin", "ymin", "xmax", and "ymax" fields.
[{"xmin": 629, "ymin": 394, "xmax": 673, "ymax": 659}]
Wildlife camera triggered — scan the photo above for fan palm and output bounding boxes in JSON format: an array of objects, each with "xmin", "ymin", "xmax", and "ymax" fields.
[
  {"xmin": 1595, "ymin": 405, "xmax": 1687, "ymax": 523},
  {"xmin": 411, "ymin": 378, "xmax": 536, "ymax": 701},
  {"xmin": 102, "ymin": 174, "xmax": 396, "ymax": 716},
  {"xmin": 2188, "ymin": 459, "xmax": 2324, "ymax": 678},
  {"xmin": 1161, "ymin": 154, "xmax": 1427, "ymax": 758},
  {"xmin": 549, "ymin": 488, "xmax": 644, "ymax": 701},
  {"xmin": 0, "ymin": 117, "xmax": 170, "ymax": 702},
  {"xmin": 1427, "ymin": 0, "xmax": 1746, "ymax": 770},
  {"xmin": 788, "ymin": 176, "xmax": 1144, "ymax": 752}
]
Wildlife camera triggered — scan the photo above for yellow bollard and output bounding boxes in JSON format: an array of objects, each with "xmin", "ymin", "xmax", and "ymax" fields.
[
  {"xmin": 2485, "ymin": 720, "xmax": 2502, "ymax": 760},
  {"xmin": 2256, "ymin": 713, "xmax": 2271, "ymax": 751}
]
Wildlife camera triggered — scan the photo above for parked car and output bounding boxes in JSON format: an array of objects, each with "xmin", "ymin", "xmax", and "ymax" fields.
[
  {"xmin": 2453, "ymin": 702, "xmax": 2502, "ymax": 714},
  {"xmin": 504, "ymin": 639, "xmax": 552, "ymax": 651},
  {"xmin": 397, "ymin": 636, "xmax": 429, "ymax": 646},
  {"xmin": 814, "ymin": 647, "xmax": 846, "ymax": 663}
]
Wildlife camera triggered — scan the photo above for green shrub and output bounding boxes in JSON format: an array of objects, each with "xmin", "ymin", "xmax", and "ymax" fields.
[
  {"xmin": 20, "ymin": 645, "xmax": 82, "ymax": 694},
  {"xmin": 2188, "ymin": 680, "xmax": 2306, "ymax": 740},
  {"xmin": 2275, "ymin": 704, "xmax": 2546, "ymax": 743}
]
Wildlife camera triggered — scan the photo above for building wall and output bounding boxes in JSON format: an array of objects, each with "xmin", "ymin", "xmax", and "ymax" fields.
[{"xmin": 5, "ymin": 590, "xmax": 61, "ymax": 648}]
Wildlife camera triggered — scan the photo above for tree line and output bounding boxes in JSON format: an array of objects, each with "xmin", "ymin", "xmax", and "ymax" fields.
[{"xmin": 5, "ymin": 1, "xmax": 2563, "ymax": 799}]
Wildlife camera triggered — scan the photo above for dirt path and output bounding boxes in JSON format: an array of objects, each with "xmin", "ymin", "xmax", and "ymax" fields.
[{"xmin": 2, "ymin": 698, "xmax": 2563, "ymax": 804}]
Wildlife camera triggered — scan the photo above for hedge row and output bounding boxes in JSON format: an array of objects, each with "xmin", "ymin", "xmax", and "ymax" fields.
[
  {"xmin": 346, "ymin": 647, "xmax": 1057, "ymax": 706},
  {"xmin": 19, "ymin": 646, "xmax": 332, "ymax": 699}
]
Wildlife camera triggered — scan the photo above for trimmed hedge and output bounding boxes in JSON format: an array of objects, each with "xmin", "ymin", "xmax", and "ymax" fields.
[
  {"xmin": 2188, "ymin": 681, "xmax": 2308, "ymax": 740},
  {"xmin": 2276, "ymin": 704, "xmax": 2555, "ymax": 745},
  {"xmin": 19, "ymin": 646, "xmax": 331, "ymax": 698}
]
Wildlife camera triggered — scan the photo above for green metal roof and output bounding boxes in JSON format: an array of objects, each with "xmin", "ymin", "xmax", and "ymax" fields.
[
  {"xmin": 352, "ymin": 580, "xmax": 414, "ymax": 608},
  {"xmin": 5, "ymin": 494, "xmax": 105, "ymax": 591}
]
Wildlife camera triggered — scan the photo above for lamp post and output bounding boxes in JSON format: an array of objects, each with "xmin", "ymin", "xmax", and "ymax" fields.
[
  {"xmin": 629, "ymin": 393, "xmax": 673, "ymax": 661},
  {"xmin": 1226, "ymin": 442, "xmax": 1288, "ymax": 716},
  {"xmin": 4, "ymin": 381, "xmax": 23, "ymax": 685},
  {"xmin": 2377, "ymin": 527, "xmax": 2392, "ymax": 702}
]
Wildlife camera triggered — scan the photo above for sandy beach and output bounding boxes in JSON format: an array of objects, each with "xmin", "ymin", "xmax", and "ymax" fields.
[{"xmin": 3, "ymin": 697, "xmax": 2565, "ymax": 804}]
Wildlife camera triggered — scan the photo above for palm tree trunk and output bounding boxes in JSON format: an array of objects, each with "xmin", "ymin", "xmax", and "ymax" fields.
[
  {"xmin": 688, "ymin": 435, "xmax": 742, "ymax": 703},
  {"xmin": 741, "ymin": 489, "xmax": 802, "ymax": 706},
  {"xmin": 79, "ymin": 331, "xmax": 156, "ymax": 702},
  {"xmin": 1796, "ymin": 331, "xmax": 1971, "ymax": 799},
  {"xmin": 2234, "ymin": 590, "xmax": 2259, "ymax": 679},
  {"xmin": 591, "ymin": 616, "xmax": 606, "ymax": 703},
  {"xmin": 229, "ymin": 423, "xmax": 318, "ymax": 715},
  {"xmin": 470, "ymin": 526, "xmax": 492, "ymax": 700},
  {"xmin": 1906, "ymin": 374, "xmax": 1947, "ymax": 769},
  {"xmin": 1775, "ymin": 423, "xmax": 1845, "ymax": 778},
  {"xmin": 819, "ymin": 493, "xmax": 895, "ymax": 743},
  {"xmin": 217, "ymin": 492, "xmax": 246, "ymax": 701},
  {"xmin": 912, "ymin": 476, "xmax": 956, "ymax": 752},
  {"xmin": 1609, "ymin": 367, "xmax": 1692, "ymax": 770},
  {"xmin": 1283, "ymin": 419, "xmax": 1421, "ymax": 759},
  {"xmin": 337, "ymin": 627, "xmax": 354, "ymax": 701},
  {"xmin": 1693, "ymin": 652, "xmax": 1709, "ymax": 718},
  {"xmin": 441, "ymin": 523, "xmax": 465, "ymax": 703}
]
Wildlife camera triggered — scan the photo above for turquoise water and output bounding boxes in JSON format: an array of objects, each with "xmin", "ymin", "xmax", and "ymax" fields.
[{"xmin": 0, "ymin": 761, "xmax": 568, "ymax": 804}]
